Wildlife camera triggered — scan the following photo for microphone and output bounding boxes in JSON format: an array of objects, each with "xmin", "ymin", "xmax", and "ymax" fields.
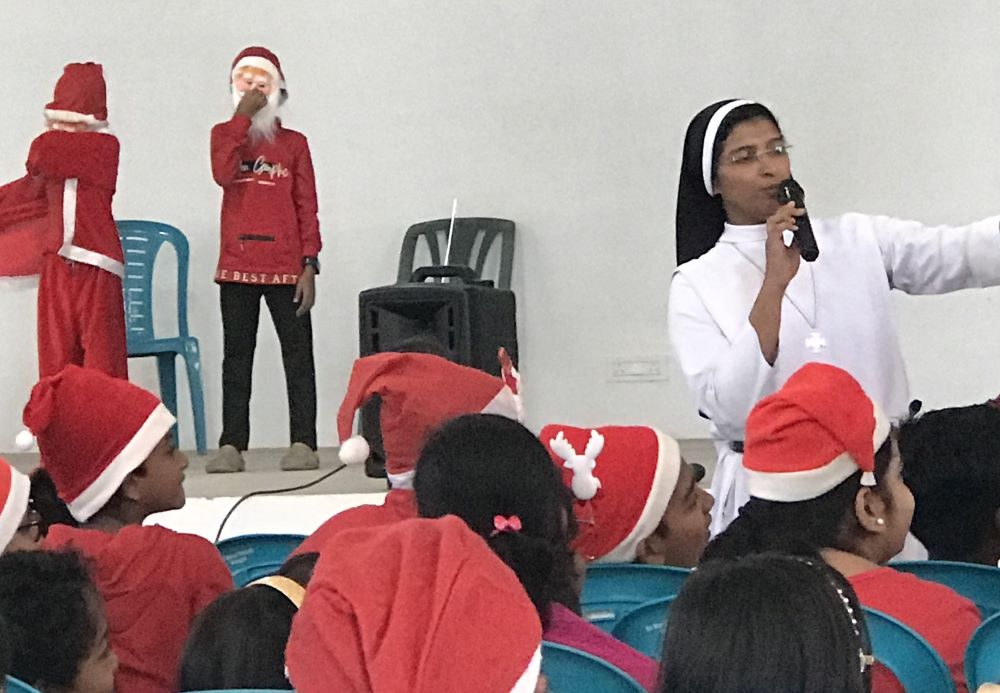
[{"xmin": 776, "ymin": 178, "xmax": 819, "ymax": 262}]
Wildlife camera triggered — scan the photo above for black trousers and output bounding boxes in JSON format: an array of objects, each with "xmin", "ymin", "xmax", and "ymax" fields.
[{"xmin": 219, "ymin": 282, "xmax": 317, "ymax": 450}]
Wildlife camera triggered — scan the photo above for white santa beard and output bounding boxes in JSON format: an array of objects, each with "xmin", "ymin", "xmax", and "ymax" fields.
[{"xmin": 232, "ymin": 88, "xmax": 281, "ymax": 143}]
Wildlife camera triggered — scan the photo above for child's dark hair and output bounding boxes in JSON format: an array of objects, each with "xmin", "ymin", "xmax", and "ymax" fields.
[
  {"xmin": 179, "ymin": 585, "xmax": 297, "ymax": 691},
  {"xmin": 414, "ymin": 414, "xmax": 581, "ymax": 624},
  {"xmin": 0, "ymin": 549, "xmax": 103, "ymax": 689},
  {"xmin": 658, "ymin": 552, "xmax": 871, "ymax": 693},
  {"xmin": 0, "ymin": 611, "xmax": 11, "ymax": 683},
  {"xmin": 703, "ymin": 438, "xmax": 895, "ymax": 562},
  {"xmin": 899, "ymin": 402, "xmax": 1000, "ymax": 563},
  {"xmin": 388, "ymin": 334, "xmax": 447, "ymax": 357},
  {"xmin": 30, "ymin": 467, "xmax": 78, "ymax": 531},
  {"xmin": 278, "ymin": 551, "xmax": 319, "ymax": 587}
]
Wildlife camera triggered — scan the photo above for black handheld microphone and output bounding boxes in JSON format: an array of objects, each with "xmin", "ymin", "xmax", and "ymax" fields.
[{"xmin": 776, "ymin": 178, "xmax": 819, "ymax": 262}]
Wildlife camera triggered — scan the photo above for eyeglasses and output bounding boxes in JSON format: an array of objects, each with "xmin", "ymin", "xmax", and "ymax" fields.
[{"xmin": 725, "ymin": 142, "xmax": 792, "ymax": 166}]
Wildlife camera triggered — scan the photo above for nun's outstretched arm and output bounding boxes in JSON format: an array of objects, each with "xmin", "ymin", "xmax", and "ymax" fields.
[{"xmin": 668, "ymin": 273, "xmax": 780, "ymax": 442}]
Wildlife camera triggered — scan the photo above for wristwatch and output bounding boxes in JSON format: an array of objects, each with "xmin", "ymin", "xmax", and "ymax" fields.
[{"xmin": 302, "ymin": 256, "xmax": 321, "ymax": 275}]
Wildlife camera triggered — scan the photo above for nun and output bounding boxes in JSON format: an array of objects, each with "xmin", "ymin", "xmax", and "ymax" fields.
[{"xmin": 668, "ymin": 99, "xmax": 1000, "ymax": 536}]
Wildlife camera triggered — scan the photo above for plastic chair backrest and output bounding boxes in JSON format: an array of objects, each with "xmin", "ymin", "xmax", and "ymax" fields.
[
  {"xmin": 541, "ymin": 642, "xmax": 646, "ymax": 693},
  {"xmin": 580, "ymin": 563, "xmax": 690, "ymax": 632},
  {"xmin": 966, "ymin": 611, "xmax": 1000, "ymax": 691},
  {"xmin": 117, "ymin": 219, "xmax": 191, "ymax": 344},
  {"xmin": 5, "ymin": 677, "xmax": 43, "ymax": 693},
  {"xmin": 215, "ymin": 534, "xmax": 308, "ymax": 588},
  {"xmin": 892, "ymin": 560, "xmax": 1000, "ymax": 618},
  {"xmin": 610, "ymin": 596, "xmax": 675, "ymax": 659},
  {"xmin": 396, "ymin": 217, "xmax": 515, "ymax": 289},
  {"xmin": 864, "ymin": 607, "xmax": 956, "ymax": 693}
]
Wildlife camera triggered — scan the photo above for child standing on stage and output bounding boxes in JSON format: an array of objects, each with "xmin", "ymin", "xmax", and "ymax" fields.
[{"xmin": 208, "ymin": 46, "xmax": 322, "ymax": 473}]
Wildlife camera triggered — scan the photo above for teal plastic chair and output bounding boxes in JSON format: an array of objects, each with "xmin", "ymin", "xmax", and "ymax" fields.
[
  {"xmin": 966, "ymin": 611, "xmax": 1000, "ymax": 691},
  {"xmin": 610, "ymin": 596, "xmax": 675, "ymax": 659},
  {"xmin": 893, "ymin": 560, "xmax": 1000, "ymax": 618},
  {"xmin": 216, "ymin": 533, "xmax": 308, "ymax": 587},
  {"xmin": 580, "ymin": 563, "xmax": 690, "ymax": 632},
  {"xmin": 864, "ymin": 607, "xmax": 956, "ymax": 693},
  {"xmin": 541, "ymin": 642, "xmax": 645, "ymax": 693},
  {"xmin": 118, "ymin": 220, "xmax": 207, "ymax": 454},
  {"xmin": 5, "ymin": 677, "xmax": 42, "ymax": 693}
]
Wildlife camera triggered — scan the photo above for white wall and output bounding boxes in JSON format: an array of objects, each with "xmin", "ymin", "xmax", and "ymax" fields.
[{"xmin": 1, "ymin": 1, "xmax": 998, "ymax": 452}]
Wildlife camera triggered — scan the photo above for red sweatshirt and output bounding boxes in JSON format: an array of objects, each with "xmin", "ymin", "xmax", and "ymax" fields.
[
  {"xmin": 294, "ymin": 489, "xmax": 419, "ymax": 557},
  {"xmin": 46, "ymin": 524, "xmax": 234, "ymax": 693},
  {"xmin": 850, "ymin": 567, "xmax": 981, "ymax": 693},
  {"xmin": 210, "ymin": 115, "xmax": 321, "ymax": 285},
  {"xmin": 25, "ymin": 130, "xmax": 123, "ymax": 276}
]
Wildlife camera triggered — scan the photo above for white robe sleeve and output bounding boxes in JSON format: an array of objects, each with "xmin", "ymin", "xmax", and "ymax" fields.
[
  {"xmin": 668, "ymin": 272, "xmax": 778, "ymax": 442},
  {"xmin": 869, "ymin": 213, "xmax": 1000, "ymax": 294}
]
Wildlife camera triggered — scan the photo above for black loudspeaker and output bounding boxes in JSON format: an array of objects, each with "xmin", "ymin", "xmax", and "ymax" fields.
[{"xmin": 357, "ymin": 269, "xmax": 518, "ymax": 477}]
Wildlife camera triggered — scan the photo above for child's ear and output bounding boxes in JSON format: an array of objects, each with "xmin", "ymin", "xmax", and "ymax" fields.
[
  {"xmin": 635, "ymin": 529, "xmax": 667, "ymax": 565},
  {"xmin": 853, "ymin": 487, "xmax": 888, "ymax": 533},
  {"xmin": 119, "ymin": 471, "xmax": 143, "ymax": 503}
]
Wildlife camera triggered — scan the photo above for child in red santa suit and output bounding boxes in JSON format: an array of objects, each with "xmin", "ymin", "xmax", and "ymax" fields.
[
  {"xmin": 208, "ymin": 46, "xmax": 322, "ymax": 473},
  {"xmin": 0, "ymin": 63, "xmax": 127, "ymax": 382},
  {"xmin": 22, "ymin": 365, "xmax": 233, "ymax": 693}
]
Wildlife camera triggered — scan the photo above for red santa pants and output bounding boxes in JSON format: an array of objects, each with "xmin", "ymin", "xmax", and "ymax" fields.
[{"xmin": 37, "ymin": 255, "xmax": 128, "ymax": 379}]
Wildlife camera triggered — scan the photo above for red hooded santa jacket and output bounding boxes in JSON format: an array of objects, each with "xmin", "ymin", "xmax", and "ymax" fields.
[
  {"xmin": 210, "ymin": 114, "xmax": 321, "ymax": 285},
  {"xmin": 294, "ymin": 489, "xmax": 418, "ymax": 557},
  {"xmin": 46, "ymin": 524, "xmax": 234, "ymax": 693}
]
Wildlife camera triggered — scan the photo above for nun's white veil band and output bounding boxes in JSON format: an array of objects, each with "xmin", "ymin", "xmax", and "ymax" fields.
[{"xmin": 701, "ymin": 99, "xmax": 755, "ymax": 196}]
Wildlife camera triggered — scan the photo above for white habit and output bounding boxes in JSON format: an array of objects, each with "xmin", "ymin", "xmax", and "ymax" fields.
[{"xmin": 668, "ymin": 213, "xmax": 1000, "ymax": 535}]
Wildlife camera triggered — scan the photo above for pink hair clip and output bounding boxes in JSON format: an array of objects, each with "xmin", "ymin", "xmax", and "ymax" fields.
[{"xmin": 491, "ymin": 515, "xmax": 522, "ymax": 537}]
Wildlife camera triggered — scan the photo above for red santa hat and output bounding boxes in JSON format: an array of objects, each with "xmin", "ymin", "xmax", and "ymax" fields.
[
  {"xmin": 21, "ymin": 365, "xmax": 176, "ymax": 523},
  {"xmin": 336, "ymin": 350, "xmax": 523, "ymax": 486},
  {"xmin": 44, "ymin": 62, "xmax": 108, "ymax": 126},
  {"xmin": 286, "ymin": 515, "xmax": 542, "ymax": 693},
  {"xmin": 743, "ymin": 363, "xmax": 891, "ymax": 502},
  {"xmin": 231, "ymin": 46, "xmax": 286, "ymax": 89},
  {"xmin": 0, "ymin": 459, "xmax": 30, "ymax": 552},
  {"xmin": 540, "ymin": 424, "xmax": 681, "ymax": 563}
]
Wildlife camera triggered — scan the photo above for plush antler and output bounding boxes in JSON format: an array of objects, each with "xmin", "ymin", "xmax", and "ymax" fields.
[
  {"xmin": 548, "ymin": 430, "xmax": 577, "ymax": 463},
  {"xmin": 549, "ymin": 429, "xmax": 602, "ymax": 501},
  {"xmin": 584, "ymin": 430, "xmax": 604, "ymax": 460}
]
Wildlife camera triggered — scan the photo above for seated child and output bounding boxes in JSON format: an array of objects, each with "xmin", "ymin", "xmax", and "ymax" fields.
[
  {"xmin": 180, "ymin": 573, "xmax": 305, "ymax": 690},
  {"xmin": 540, "ymin": 424, "xmax": 713, "ymax": 566},
  {"xmin": 1, "ymin": 459, "xmax": 42, "ymax": 553},
  {"xmin": 294, "ymin": 348, "xmax": 521, "ymax": 556},
  {"xmin": 0, "ymin": 549, "xmax": 118, "ymax": 693},
  {"xmin": 414, "ymin": 414, "xmax": 659, "ymax": 691},
  {"xmin": 22, "ymin": 365, "xmax": 233, "ymax": 693},
  {"xmin": 286, "ymin": 515, "xmax": 544, "ymax": 693},
  {"xmin": 703, "ymin": 363, "xmax": 981, "ymax": 693},
  {"xmin": 659, "ymin": 552, "xmax": 873, "ymax": 693},
  {"xmin": 899, "ymin": 397, "xmax": 1000, "ymax": 565}
]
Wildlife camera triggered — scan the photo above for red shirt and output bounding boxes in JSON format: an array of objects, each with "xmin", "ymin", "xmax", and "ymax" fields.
[
  {"xmin": 294, "ymin": 489, "xmax": 418, "ymax": 557},
  {"xmin": 849, "ymin": 567, "xmax": 981, "ymax": 693},
  {"xmin": 25, "ymin": 130, "xmax": 123, "ymax": 277},
  {"xmin": 544, "ymin": 603, "xmax": 658, "ymax": 692},
  {"xmin": 46, "ymin": 524, "xmax": 234, "ymax": 693},
  {"xmin": 210, "ymin": 115, "xmax": 321, "ymax": 285}
]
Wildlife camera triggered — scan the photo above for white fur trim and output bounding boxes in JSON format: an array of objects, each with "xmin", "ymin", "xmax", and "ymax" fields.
[
  {"xmin": 480, "ymin": 386, "xmax": 524, "ymax": 422},
  {"xmin": 232, "ymin": 56, "xmax": 284, "ymax": 88},
  {"xmin": 746, "ymin": 452, "xmax": 860, "ymax": 502},
  {"xmin": 509, "ymin": 646, "xmax": 542, "ymax": 693},
  {"xmin": 386, "ymin": 469, "xmax": 415, "ymax": 490},
  {"xmin": 68, "ymin": 403, "xmax": 176, "ymax": 522},
  {"xmin": 44, "ymin": 109, "xmax": 107, "ymax": 128},
  {"xmin": 55, "ymin": 178, "xmax": 124, "ymax": 277},
  {"xmin": 338, "ymin": 435, "xmax": 370, "ymax": 465},
  {"xmin": 0, "ymin": 468, "xmax": 30, "ymax": 551},
  {"xmin": 872, "ymin": 402, "xmax": 891, "ymax": 450},
  {"xmin": 598, "ymin": 430, "xmax": 682, "ymax": 564},
  {"xmin": 702, "ymin": 100, "xmax": 754, "ymax": 195},
  {"xmin": 61, "ymin": 178, "xmax": 76, "ymax": 248}
]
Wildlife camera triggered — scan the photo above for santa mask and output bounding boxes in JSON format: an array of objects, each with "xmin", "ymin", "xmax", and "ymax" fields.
[{"xmin": 231, "ymin": 65, "xmax": 282, "ymax": 141}]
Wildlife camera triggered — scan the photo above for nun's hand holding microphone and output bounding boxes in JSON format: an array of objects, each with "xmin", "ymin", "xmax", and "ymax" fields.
[{"xmin": 764, "ymin": 201, "xmax": 805, "ymax": 290}]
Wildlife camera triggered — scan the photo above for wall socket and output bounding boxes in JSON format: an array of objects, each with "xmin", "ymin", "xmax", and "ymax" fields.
[{"xmin": 609, "ymin": 355, "xmax": 670, "ymax": 382}]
